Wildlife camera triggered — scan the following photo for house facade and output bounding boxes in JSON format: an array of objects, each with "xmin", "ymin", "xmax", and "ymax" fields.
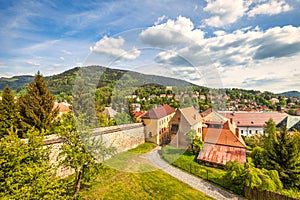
[
  {"xmin": 169, "ymin": 107, "xmax": 203, "ymax": 148},
  {"xmin": 219, "ymin": 111, "xmax": 288, "ymax": 136},
  {"xmin": 141, "ymin": 104, "xmax": 175, "ymax": 145},
  {"xmin": 198, "ymin": 120, "xmax": 246, "ymax": 167}
]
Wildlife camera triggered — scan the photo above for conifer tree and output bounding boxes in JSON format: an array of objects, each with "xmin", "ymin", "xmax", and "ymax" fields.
[
  {"xmin": 18, "ymin": 72, "xmax": 58, "ymax": 134},
  {"xmin": 0, "ymin": 86, "xmax": 20, "ymax": 137},
  {"xmin": 266, "ymin": 126, "xmax": 300, "ymax": 188}
]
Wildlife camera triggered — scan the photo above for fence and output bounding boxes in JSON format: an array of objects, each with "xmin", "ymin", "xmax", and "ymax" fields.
[{"xmin": 244, "ymin": 187, "xmax": 298, "ymax": 200}]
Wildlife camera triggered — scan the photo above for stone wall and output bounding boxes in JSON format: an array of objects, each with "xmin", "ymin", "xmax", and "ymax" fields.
[{"xmin": 44, "ymin": 123, "xmax": 145, "ymax": 177}]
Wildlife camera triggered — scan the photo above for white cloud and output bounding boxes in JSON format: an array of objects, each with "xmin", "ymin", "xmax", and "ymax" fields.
[
  {"xmin": 53, "ymin": 63, "xmax": 61, "ymax": 67},
  {"xmin": 61, "ymin": 50, "xmax": 72, "ymax": 55},
  {"xmin": 90, "ymin": 36, "xmax": 141, "ymax": 60},
  {"xmin": 26, "ymin": 61, "xmax": 40, "ymax": 66},
  {"xmin": 203, "ymin": 0, "xmax": 247, "ymax": 27},
  {"xmin": 203, "ymin": 0, "xmax": 293, "ymax": 27},
  {"xmin": 140, "ymin": 16, "xmax": 205, "ymax": 47},
  {"xmin": 140, "ymin": 16, "xmax": 300, "ymax": 91},
  {"xmin": 248, "ymin": 0, "xmax": 293, "ymax": 17},
  {"xmin": 154, "ymin": 15, "xmax": 167, "ymax": 26},
  {"xmin": 59, "ymin": 56, "xmax": 65, "ymax": 61}
]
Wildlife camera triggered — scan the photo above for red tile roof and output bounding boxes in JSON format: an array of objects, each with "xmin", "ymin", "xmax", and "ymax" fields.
[
  {"xmin": 53, "ymin": 103, "xmax": 70, "ymax": 112},
  {"xmin": 200, "ymin": 108, "xmax": 214, "ymax": 117},
  {"xmin": 134, "ymin": 111, "xmax": 146, "ymax": 118},
  {"xmin": 202, "ymin": 126, "xmax": 246, "ymax": 148},
  {"xmin": 222, "ymin": 111, "xmax": 288, "ymax": 127},
  {"xmin": 201, "ymin": 108, "xmax": 228, "ymax": 123},
  {"xmin": 198, "ymin": 143, "xmax": 246, "ymax": 165},
  {"xmin": 141, "ymin": 104, "xmax": 175, "ymax": 119}
]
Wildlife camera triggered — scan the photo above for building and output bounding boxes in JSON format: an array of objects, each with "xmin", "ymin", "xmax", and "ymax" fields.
[
  {"xmin": 103, "ymin": 107, "xmax": 118, "ymax": 120},
  {"xmin": 277, "ymin": 116, "xmax": 300, "ymax": 132},
  {"xmin": 198, "ymin": 120, "xmax": 247, "ymax": 167},
  {"xmin": 53, "ymin": 102, "xmax": 70, "ymax": 116},
  {"xmin": 169, "ymin": 107, "xmax": 203, "ymax": 148},
  {"xmin": 220, "ymin": 111, "xmax": 288, "ymax": 136},
  {"xmin": 133, "ymin": 111, "xmax": 146, "ymax": 122},
  {"xmin": 141, "ymin": 104, "xmax": 175, "ymax": 145}
]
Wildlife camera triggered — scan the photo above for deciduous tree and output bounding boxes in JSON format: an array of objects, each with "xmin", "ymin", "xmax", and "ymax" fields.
[
  {"xmin": 0, "ymin": 128, "xmax": 67, "ymax": 199},
  {"xmin": 56, "ymin": 112, "xmax": 116, "ymax": 199}
]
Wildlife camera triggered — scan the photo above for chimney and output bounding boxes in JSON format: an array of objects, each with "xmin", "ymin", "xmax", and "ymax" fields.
[{"xmin": 236, "ymin": 128, "xmax": 240, "ymax": 138}]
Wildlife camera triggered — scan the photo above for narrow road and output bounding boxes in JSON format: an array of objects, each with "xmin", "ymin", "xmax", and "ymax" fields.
[{"xmin": 145, "ymin": 147, "xmax": 245, "ymax": 200}]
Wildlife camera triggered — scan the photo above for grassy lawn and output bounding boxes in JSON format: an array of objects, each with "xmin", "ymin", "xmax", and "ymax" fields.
[
  {"xmin": 81, "ymin": 143, "xmax": 214, "ymax": 200},
  {"xmin": 161, "ymin": 145, "xmax": 243, "ymax": 195}
]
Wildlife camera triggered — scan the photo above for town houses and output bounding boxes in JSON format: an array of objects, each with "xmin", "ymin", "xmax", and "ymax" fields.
[{"xmin": 139, "ymin": 105, "xmax": 300, "ymax": 167}]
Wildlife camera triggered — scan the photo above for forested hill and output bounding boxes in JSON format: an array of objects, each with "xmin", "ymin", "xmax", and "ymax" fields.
[
  {"xmin": 0, "ymin": 75, "xmax": 34, "ymax": 91},
  {"xmin": 0, "ymin": 65, "xmax": 193, "ymax": 95},
  {"xmin": 278, "ymin": 91, "xmax": 300, "ymax": 98}
]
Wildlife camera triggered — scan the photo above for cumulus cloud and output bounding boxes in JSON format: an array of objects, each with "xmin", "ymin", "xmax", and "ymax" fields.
[
  {"xmin": 140, "ymin": 16, "xmax": 205, "ymax": 47},
  {"xmin": 59, "ymin": 56, "xmax": 65, "ymax": 61},
  {"xmin": 26, "ymin": 61, "xmax": 40, "ymax": 66},
  {"xmin": 154, "ymin": 15, "xmax": 167, "ymax": 26},
  {"xmin": 203, "ymin": 0, "xmax": 247, "ymax": 27},
  {"xmin": 248, "ymin": 0, "xmax": 293, "ymax": 17},
  {"xmin": 203, "ymin": 0, "xmax": 293, "ymax": 27},
  {"xmin": 139, "ymin": 16, "xmax": 300, "ymax": 91},
  {"xmin": 90, "ymin": 36, "xmax": 141, "ymax": 60},
  {"xmin": 144, "ymin": 20, "xmax": 300, "ymax": 67}
]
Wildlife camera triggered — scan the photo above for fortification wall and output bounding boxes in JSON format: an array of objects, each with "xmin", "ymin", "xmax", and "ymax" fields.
[{"xmin": 44, "ymin": 123, "xmax": 145, "ymax": 177}]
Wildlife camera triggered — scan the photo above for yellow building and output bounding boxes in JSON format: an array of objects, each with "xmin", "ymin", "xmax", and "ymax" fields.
[{"xmin": 141, "ymin": 104, "xmax": 175, "ymax": 145}]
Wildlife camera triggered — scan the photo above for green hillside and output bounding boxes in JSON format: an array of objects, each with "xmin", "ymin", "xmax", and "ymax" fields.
[{"xmin": 278, "ymin": 91, "xmax": 300, "ymax": 98}]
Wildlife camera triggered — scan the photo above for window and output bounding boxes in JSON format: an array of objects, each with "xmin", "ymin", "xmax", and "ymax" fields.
[
  {"xmin": 241, "ymin": 130, "xmax": 243, "ymax": 134},
  {"xmin": 255, "ymin": 130, "xmax": 258, "ymax": 134},
  {"xmin": 249, "ymin": 130, "xmax": 252, "ymax": 134},
  {"xmin": 171, "ymin": 124, "xmax": 179, "ymax": 133},
  {"xmin": 149, "ymin": 132, "xmax": 152, "ymax": 138}
]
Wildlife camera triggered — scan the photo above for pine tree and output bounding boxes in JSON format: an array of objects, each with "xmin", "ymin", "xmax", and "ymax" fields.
[
  {"xmin": 266, "ymin": 125, "xmax": 300, "ymax": 188},
  {"xmin": 0, "ymin": 86, "xmax": 20, "ymax": 137},
  {"xmin": 18, "ymin": 72, "xmax": 58, "ymax": 135}
]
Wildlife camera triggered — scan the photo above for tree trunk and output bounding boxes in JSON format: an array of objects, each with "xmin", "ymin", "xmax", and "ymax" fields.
[{"xmin": 74, "ymin": 166, "xmax": 85, "ymax": 199}]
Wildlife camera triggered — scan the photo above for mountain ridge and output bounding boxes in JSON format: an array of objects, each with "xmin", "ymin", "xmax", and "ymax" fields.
[{"xmin": 0, "ymin": 66, "xmax": 299, "ymax": 99}]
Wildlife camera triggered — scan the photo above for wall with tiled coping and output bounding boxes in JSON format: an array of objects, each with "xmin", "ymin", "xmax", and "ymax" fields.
[{"xmin": 44, "ymin": 123, "xmax": 145, "ymax": 177}]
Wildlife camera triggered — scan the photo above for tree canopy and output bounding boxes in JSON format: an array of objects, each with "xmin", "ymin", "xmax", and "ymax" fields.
[
  {"xmin": 18, "ymin": 72, "xmax": 58, "ymax": 135},
  {"xmin": 0, "ymin": 85, "xmax": 20, "ymax": 137}
]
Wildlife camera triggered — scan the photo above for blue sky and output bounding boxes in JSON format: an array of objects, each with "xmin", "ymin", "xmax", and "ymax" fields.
[{"xmin": 0, "ymin": 0, "xmax": 299, "ymax": 93}]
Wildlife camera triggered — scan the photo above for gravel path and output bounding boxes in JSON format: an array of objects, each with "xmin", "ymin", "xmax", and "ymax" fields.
[{"xmin": 145, "ymin": 147, "xmax": 245, "ymax": 200}]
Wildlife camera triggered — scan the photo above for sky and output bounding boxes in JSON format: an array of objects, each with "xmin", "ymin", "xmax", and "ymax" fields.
[{"xmin": 0, "ymin": 0, "xmax": 299, "ymax": 93}]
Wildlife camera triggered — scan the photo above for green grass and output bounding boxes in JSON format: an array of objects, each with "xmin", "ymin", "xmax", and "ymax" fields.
[
  {"xmin": 129, "ymin": 142, "xmax": 158, "ymax": 154},
  {"xmin": 161, "ymin": 146, "xmax": 243, "ymax": 195},
  {"xmin": 81, "ymin": 142, "xmax": 214, "ymax": 200}
]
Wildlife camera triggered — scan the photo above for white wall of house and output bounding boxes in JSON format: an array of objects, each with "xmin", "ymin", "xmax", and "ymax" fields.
[{"xmin": 238, "ymin": 126, "xmax": 264, "ymax": 137}]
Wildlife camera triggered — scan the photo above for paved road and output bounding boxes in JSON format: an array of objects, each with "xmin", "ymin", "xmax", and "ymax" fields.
[{"xmin": 145, "ymin": 147, "xmax": 245, "ymax": 200}]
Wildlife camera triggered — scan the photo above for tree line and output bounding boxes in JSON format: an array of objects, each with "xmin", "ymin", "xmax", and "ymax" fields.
[
  {"xmin": 224, "ymin": 119, "xmax": 300, "ymax": 196},
  {"xmin": 0, "ymin": 72, "xmax": 115, "ymax": 199}
]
